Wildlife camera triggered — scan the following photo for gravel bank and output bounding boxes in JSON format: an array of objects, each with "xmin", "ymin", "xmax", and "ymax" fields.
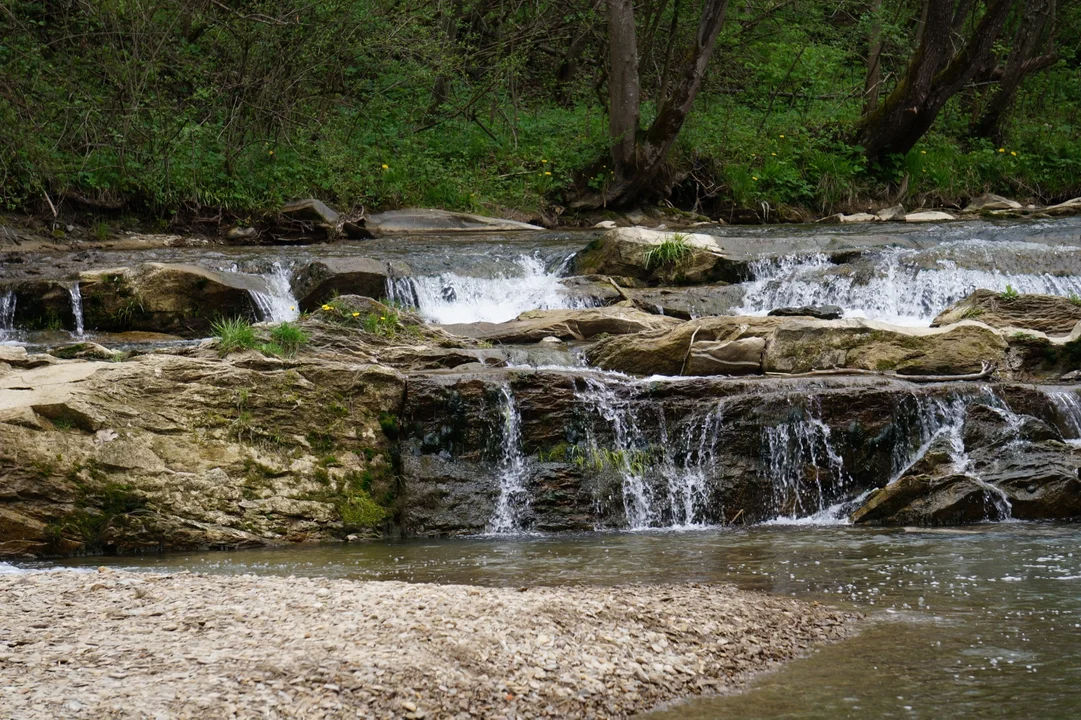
[{"xmin": 0, "ymin": 569, "xmax": 857, "ymax": 719}]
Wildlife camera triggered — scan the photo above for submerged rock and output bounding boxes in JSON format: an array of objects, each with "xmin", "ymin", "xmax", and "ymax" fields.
[{"xmin": 933, "ymin": 289, "xmax": 1081, "ymax": 336}]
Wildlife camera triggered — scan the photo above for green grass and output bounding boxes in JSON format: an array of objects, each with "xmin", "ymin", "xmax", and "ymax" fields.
[
  {"xmin": 645, "ymin": 233, "xmax": 694, "ymax": 270},
  {"xmin": 268, "ymin": 322, "xmax": 310, "ymax": 357},
  {"xmin": 212, "ymin": 317, "xmax": 258, "ymax": 354},
  {"xmin": 338, "ymin": 490, "xmax": 386, "ymax": 528},
  {"xmin": 1069, "ymin": 293, "xmax": 1081, "ymax": 307},
  {"xmin": 1000, "ymin": 285, "xmax": 1020, "ymax": 301}
]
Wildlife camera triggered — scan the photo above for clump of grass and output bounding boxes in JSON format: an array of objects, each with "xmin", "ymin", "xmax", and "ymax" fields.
[
  {"xmin": 212, "ymin": 317, "xmax": 258, "ymax": 354},
  {"xmin": 1068, "ymin": 292, "xmax": 1081, "ymax": 307},
  {"xmin": 316, "ymin": 299, "xmax": 401, "ymax": 338},
  {"xmin": 645, "ymin": 232, "xmax": 694, "ymax": 270},
  {"xmin": 268, "ymin": 321, "xmax": 309, "ymax": 356},
  {"xmin": 1000, "ymin": 285, "xmax": 1020, "ymax": 301}
]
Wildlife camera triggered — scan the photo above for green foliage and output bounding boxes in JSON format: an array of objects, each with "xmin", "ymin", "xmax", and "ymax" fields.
[
  {"xmin": 1001, "ymin": 285, "xmax": 1020, "ymax": 301},
  {"xmin": 645, "ymin": 233, "xmax": 694, "ymax": 270},
  {"xmin": 212, "ymin": 317, "xmax": 258, "ymax": 354},
  {"xmin": 338, "ymin": 490, "xmax": 387, "ymax": 528},
  {"xmin": 1069, "ymin": 293, "xmax": 1081, "ymax": 307},
  {"xmin": 268, "ymin": 322, "xmax": 309, "ymax": 356}
]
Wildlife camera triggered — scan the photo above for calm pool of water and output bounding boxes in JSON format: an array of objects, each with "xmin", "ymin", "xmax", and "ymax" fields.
[{"xmin": 33, "ymin": 523, "xmax": 1081, "ymax": 718}]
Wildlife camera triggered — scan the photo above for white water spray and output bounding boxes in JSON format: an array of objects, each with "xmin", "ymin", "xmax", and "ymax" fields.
[
  {"xmin": 763, "ymin": 406, "xmax": 849, "ymax": 521},
  {"xmin": 487, "ymin": 385, "xmax": 533, "ymax": 534},
  {"xmin": 0, "ymin": 291, "xmax": 15, "ymax": 340},
  {"xmin": 386, "ymin": 254, "xmax": 585, "ymax": 325},
  {"xmin": 68, "ymin": 283, "xmax": 84, "ymax": 337},
  {"xmin": 250, "ymin": 263, "xmax": 299, "ymax": 322}
]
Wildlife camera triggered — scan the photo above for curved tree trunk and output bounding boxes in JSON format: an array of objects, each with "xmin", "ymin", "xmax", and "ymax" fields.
[
  {"xmin": 578, "ymin": 0, "xmax": 729, "ymax": 208},
  {"xmin": 854, "ymin": 0, "xmax": 1015, "ymax": 162},
  {"xmin": 972, "ymin": 0, "xmax": 1057, "ymax": 139}
]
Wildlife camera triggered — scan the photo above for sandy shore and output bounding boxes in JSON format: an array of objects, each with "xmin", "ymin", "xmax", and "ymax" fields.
[{"xmin": 0, "ymin": 569, "xmax": 856, "ymax": 719}]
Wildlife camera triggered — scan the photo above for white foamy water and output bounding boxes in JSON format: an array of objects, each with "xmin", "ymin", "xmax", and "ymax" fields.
[
  {"xmin": 387, "ymin": 254, "xmax": 583, "ymax": 325},
  {"xmin": 250, "ymin": 263, "xmax": 299, "ymax": 322},
  {"xmin": 68, "ymin": 282, "xmax": 85, "ymax": 337},
  {"xmin": 739, "ymin": 245, "xmax": 1081, "ymax": 326},
  {"xmin": 486, "ymin": 385, "xmax": 533, "ymax": 534},
  {"xmin": 0, "ymin": 290, "xmax": 15, "ymax": 341}
]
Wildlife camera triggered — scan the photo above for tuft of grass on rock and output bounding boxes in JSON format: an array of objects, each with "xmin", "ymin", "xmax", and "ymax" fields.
[
  {"xmin": 267, "ymin": 321, "xmax": 310, "ymax": 357},
  {"xmin": 1000, "ymin": 285, "xmax": 1019, "ymax": 301},
  {"xmin": 212, "ymin": 317, "xmax": 258, "ymax": 355},
  {"xmin": 645, "ymin": 233, "xmax": 693, "ymax": 270}
]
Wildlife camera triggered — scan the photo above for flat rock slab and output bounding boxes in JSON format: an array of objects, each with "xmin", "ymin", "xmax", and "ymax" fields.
[
  {"xmin": 366, "ymin": 208, "xmax": 543, "ymax": 234},
  {"xmin": 0, "ymin": 570, "xmax": 856, "ymax": 720}
]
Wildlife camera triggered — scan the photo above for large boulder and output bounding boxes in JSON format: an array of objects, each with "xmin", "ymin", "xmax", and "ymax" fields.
[
  {"xmin": 587, "ymin": 316, "xmax": 1008, "ymax": 377},
  {"xmin": 441, "ymin": 307, "xmax": 682, "ymax": 344},
  {"xmin": 853, "ymin": 401, "xmax": 1081, "ymax": 525},
  {"xmin": 905, "ymin": 210, "xmax": 956, "ymax": 222},
  {"xmin": 573, "ymin": 228, "xmax": 744, "ymax": 286},
  {"xmin": 1045, "ymin": 197, "xmax": 1081, "ymax": 217},
  {"xmin": 0, "ymin": 351, "xmax": 405, "ymax": 557},
  {"xmin": 291, "ymin": 257, "xmax": 409, "ymax": 311},
  {"xmin": 624, "ymin": 285, "xmax": 745, "ymax": 319},
  {"xmin": 79, "ymin": 263, "xmax": 269, "ymax": 336},
  {"xmin": 933, "ymin": 289, "xmax": 1081, "ymax": 336},
  {"xmin": 365, "ymin": 208, "xmax": 543, "ymax": 234}
]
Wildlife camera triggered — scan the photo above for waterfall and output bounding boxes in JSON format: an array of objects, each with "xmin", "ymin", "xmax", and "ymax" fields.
[
  {"xmin": 889, "ymin": 395, "xmax": 971, "ymax": 480},
  {"xmin": 68, "ymin": 283, "xmax": 85, "ymax": 337},
  {"xmin": 738, "ymin": 245, "xmax": 1081, "ymax": 326},
  {"xmin": 762, "ymin": 406, "xmax": 850, "ymax": 521},
  {"xmin": 1044, "ymin": 390, "xmax": 1081, "ymax": 444},
  {"xmin": 574, "ymin": 376, "xmax": 723, "ymax": 529},
  {"xmin": 487, "ymin": 385, "xmax": 532, "ymax": 534},
  {"xmin": 250, "ymin": 263, "xmax": 299, "ymax": 322},
  {"xmin": 385, "ymin": 254, "xmax": 586, "ymax": 325},
  {"xmin": 0, "ymin": 291, "xmax": 15, "ymax": 340}
]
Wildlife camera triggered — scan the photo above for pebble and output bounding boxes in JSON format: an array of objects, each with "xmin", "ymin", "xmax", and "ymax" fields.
[{"xmin": 0, "ymin": 570, "xmax": 857, "ymax": 719}]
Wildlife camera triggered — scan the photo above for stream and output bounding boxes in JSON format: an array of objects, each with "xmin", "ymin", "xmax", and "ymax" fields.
[{"xmin": 14, "ymin": 523, "xmax": 1081, "ymax": 718}]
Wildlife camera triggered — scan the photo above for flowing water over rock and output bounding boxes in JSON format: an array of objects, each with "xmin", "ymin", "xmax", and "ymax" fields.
[
  {"xmin": 249, "ymin": 262, "xmax": 299, "ymax": 322},
  {"xmin": 1045, "ymin": 388, "xmax": 1081, "ymax": 443},
  {"xmin": 0, "ymin": 290, "xmax": 15, "ymax": 341},
  {"xmin": 487, "ymin": 385, "xmax": 532, "ymax": 534},
  {"xmin": 66, "ymin": 283, "xmax": 84, "ymax": 337},
  {"xmin": 387, "ymin": 253, "xmax": 584, "ymax": 324}
]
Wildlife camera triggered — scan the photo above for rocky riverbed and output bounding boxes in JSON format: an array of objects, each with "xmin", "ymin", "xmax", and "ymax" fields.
[{"xmin": 0, "ymin": 569, "xmax": 855, "ymax": 719}]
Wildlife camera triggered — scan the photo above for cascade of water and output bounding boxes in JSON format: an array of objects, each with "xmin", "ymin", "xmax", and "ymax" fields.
[
  {"xmin": 738, "ymin": 246, "xmax": 1081, "ymax": 326},
  {"xmin": 890, "ymin": 395, "xmax": 971, "ymax": 480},
  {"xmin": 486, "ymin": 385, "xmax": 533, "ymax": 534},
  {"xmin": 0, "ymin": 291, "xmax": 15, "ymax": 340},
  {"xmin": 385, "ymin": 254, "xmax": 585, "ymax": 325},
  {"xmin": 68, "ymin": 283, "xmax": 85, "ymax": 337},
  {"xmin": 1043, "ymin": 390, "xmax": 1081, "ymax": 443},
  {"xmin": 762, "ymin": 406, "xmax": 849, "ymax": 520},
  {"xmin": 250, "ymin": 263, "xmax": 299, "ymax": 322},
  {"xmin": 574, "ymin": 376, "xmax": 724, "ymax": 529}
]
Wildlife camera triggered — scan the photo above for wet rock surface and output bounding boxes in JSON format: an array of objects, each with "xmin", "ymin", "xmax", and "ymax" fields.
[
  {"xmin": 441, "ymin": 307, "xmax": 682, "ymax": 344},
  {"xmin": 933, "ymin": 289, "xmax": 1081, "ymax": 336},
  {"xmin": 0, "ymin": 570, "xmax": 856, "ymax": 720},
  {"xmin": 573, "ymin": 228, "xmax": 745, "ymax": 285}
]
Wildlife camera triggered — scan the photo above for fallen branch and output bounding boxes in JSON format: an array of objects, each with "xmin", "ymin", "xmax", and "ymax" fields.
[{"xmin": 764, "ymin": 362, "xmax": 997, "ymax": 383}]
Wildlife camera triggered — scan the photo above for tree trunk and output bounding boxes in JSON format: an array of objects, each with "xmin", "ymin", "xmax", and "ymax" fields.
[
  {"xmin": 863, "ymin": 0, "xmax": 883, "ymax": 115},
  {"xmin": 972, "ymin": 0, "xmax": 1057, "ymax": 139},
  {"xmin": 854, "ymin": 0, "xmax": 1016, "ymax": 162},
  {"xmin": 584, "ymin": 0, "xmax": 728, "ymax": 207},
  {"xmin": 606, "ymin": 0, "xmax": 641, "ymax": 178}
]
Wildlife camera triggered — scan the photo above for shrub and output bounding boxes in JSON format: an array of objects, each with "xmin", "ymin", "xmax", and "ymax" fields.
[{"xmin": 645, "ymin": 233, "xmax": 694, "ymax": 270}]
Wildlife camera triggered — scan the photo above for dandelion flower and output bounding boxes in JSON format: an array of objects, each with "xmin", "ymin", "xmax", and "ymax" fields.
[
  {"xmin": 379, "ymin": 316, "xmax": 386, "ymax": 321},
  {"xmin": 1011, "ymin": 151, "xmax": 1017, "ymax": 156},
  {"xmin": 779, "ymin": 134, "xmax": 785, "ymax": 138},
  {"xmin": 770, "ymin": 152, "xmax": 776, "ymax": 156},
  {"xmin": 381, "ymin": 164, "xmax": 389, "ymax": 170},
  {"xmin": 321, "ymin": 304, "xmax": 332, "ymax": 311},
  {"xmin": 542, "ymin": 159, "xmax": 548, "ymax": 164},
  {"xmin": 268, "ymin": 150, "xmax": 274, "ymax": 155},
  {"xmin": 752, "ymin": 176, "xmax": 759, "ymax": 181},
  {"xmin": 544, "ymin": 171, "xmax": 551, "ymax": 176},
  {"xmin": 920, "ymin": 150, "xmax": 926, "ymax": 155},
  {"xmin": 352, "ymin": 312, "xmax": 360, "ymax": 317},
  {"xmin": 999, "ymin": 148, "xmax": 1006, "ymax": 153}
]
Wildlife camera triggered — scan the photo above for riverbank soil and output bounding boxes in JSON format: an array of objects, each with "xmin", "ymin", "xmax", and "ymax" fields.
[{"xmin": 0, "ymin": 569, "xmax": 855, "ymax": 719}]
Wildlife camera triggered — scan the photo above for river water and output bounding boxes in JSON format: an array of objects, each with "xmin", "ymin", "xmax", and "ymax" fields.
[{"xmin": 24, "ymin": 523, "xmax": 1081, "ymax": 719}]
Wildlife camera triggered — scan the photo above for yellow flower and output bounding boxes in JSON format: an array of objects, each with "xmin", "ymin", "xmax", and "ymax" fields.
[
  {"xmin": 544, "ymin": 171, "xmax": 551, "ymax": 176},
  {"xmin": 752, "ymin": 176, "xmax": 759, "ymax": 181},
  {"xmin": 321, "ymin": 304, "xmax": 332, "ymax": 311},
  {"xmin": 351, "ymin": 312, "xmax": 360, "ymax": 317},
  {"xmin": 999, "ymin": 148, "xmax": 1006, "ymax": 153},
  {"xmin": 1010, "ymin": 151, "xmax": 1017, "ymax": 156},
  {"xmin": 268, "ymin": 150, "xmax": 274, "ymax": 155},
  {"xmin": 381, "ymin": 164, "xmax": 389, "ymax": 170},
  {"xmin": 379, "ymin": 316, "xmax": 386, "ymax": 321},
  {"xmin": 920, "ymin": 150, "xmax": 926, "ymax": 155},
  {"xmin": 779, "ymin": 134, "xmax": 785, "ymax": 138},
  {"xmin": 770, "ymin": 152, "xmax": 776, "ymax": 156},
  {"xmin": 541, "ymin": 159, "xmax": 548, "ymax": 164}
]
